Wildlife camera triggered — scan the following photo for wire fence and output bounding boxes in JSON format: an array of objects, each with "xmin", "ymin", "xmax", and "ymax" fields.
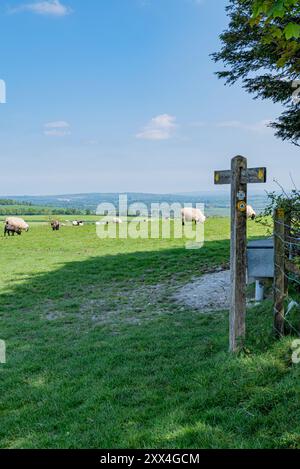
[{"xmin": 274, "ymin": 209, "xmax": 300, "ymax": 339}]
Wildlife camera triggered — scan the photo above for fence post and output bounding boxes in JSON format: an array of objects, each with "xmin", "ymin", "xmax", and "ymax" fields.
[
  {"xmin": 274, "ymin": 208, "xmax": 286, "ymax": 337},
  {"xmin": 284, "ymin": 211, "xmax": 291, "ymax": 295},
  {"xmin": 230, "ymin": 156, "xmax": 247, "ymax": 352}
]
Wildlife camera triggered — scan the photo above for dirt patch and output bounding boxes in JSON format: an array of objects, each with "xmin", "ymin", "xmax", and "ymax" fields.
[
  {"xmin": 43, "ymin": 272, "xmax": 231, "ymax": 328},
  {"xmin": 42, "ymin": 283, "xmax": 168, "ymax": 327},
  {"xmin": 174, "ymin": 270, "xmax": 231, "ymax": 313},
  {"xmin": 79, "ymin": 284, "xmax": 166, "ymax": 327}
]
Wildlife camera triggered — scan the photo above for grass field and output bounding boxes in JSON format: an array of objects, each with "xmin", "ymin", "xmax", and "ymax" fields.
[{"xmin": 0, "ymin": 217, "xmax": 299, "ymax": 449}]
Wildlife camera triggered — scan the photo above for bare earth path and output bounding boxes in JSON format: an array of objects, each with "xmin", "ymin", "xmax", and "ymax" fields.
[{"xmin": 174, "ymin": 270, "xmax": 231, "ymax": 313}]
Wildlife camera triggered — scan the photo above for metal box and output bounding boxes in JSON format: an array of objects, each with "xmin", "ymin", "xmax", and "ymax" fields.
[{"xmin": 247, "ymin": 238, "xmax": 274, "ymax": 279}]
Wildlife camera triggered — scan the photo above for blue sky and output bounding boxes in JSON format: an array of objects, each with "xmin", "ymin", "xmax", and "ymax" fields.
[{"xmin": 0, "ymin": 0, "xmax": 298, "ymax": 195}]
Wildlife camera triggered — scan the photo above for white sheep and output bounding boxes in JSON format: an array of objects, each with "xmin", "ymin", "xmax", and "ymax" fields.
[
  {"xmin": 6, "ymin": 217, "xmax": 29, "ymax": 230},
  {"xmin": 181, "ymin": 208, "xmax": 206, "ymax": 225},
  {"xmin": 246, "ymin": 205, "xmax": 256, "ymax": 220},
  {"xmin": 112, "ymin": 217, "xmax": 123, "ymax": 224},
  {"xmin": 5, "ymin": 217, "xmax": 29, "ymax": 235}
]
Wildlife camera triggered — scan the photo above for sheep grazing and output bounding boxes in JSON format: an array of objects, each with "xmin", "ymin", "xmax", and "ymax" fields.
[
  {"xmin": 181, "ymin": 208, "xmax": 206, "ymax": 226},
  {"xmin": 51, "ymin": 220, "xmax": 60, "ymax": 231},
  {"xmin": 4, "ymin": 223, "xmax": 22, "ymax": 237},
  {"xmin": 112, "ymin": 217, "xmax": 122, "ymax": 224},
  {"xmin": 247, "ymin": 205, "xmax": 256, "ymax": 220},
  {"xmin": 4, "ymin": 217, "xmax": 29, "ymax": 236},
  {"xmin": 72, "ymin": 220, "xmax": 84, "ymax": 226}
]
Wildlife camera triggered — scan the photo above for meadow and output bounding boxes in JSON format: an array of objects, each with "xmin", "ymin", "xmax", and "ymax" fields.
[{"xmin": 0, "ymin": 217, "xmax": 299, "ymax": 449}]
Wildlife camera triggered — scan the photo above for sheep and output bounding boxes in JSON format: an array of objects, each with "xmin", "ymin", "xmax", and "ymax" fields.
[
  {"xmin": 4, "ymin": 223, "xmax": 22, "ymax": 237},
  {"xmin": 112, "ymin": 217, "xmax": 122, "ymax": 224},
  {"xmin": 4, "ymin": 217, "xmax": 29, "ymax": 236},
  {"xmin": 6, "ymin": 217, "xmax": 29, "ymax": 231},
  {"xmin": 247, "ymin": 205, "xmax": 256, "ymax": 220},
  {"xmin": 51, "ymin": 220, "xmax": 60, "ymax": 231},
  {"xmin": 72, "ymin": 220, "xmax": 84, "ymax": 226},
  {"xmin": 181, "ymin": 208, "xmax": 206, "ymax": 226},
  {"xmin": 96, "ymin": 221, "xmax": 109, "ymax": 226}
]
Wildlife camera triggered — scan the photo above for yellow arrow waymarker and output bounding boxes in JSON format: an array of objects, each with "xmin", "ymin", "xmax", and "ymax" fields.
[{"xmin": 258, "ymin": 168, "xmax": 264, "ymax": 180}]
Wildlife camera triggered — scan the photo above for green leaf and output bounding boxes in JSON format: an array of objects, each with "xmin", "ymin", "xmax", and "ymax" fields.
[{"xmin": 284, "ymin": 22, "xmax": 300, "ymax": 39}]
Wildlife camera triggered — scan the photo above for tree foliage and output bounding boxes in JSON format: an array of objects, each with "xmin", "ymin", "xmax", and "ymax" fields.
[
  {"xmin": 213, "ymin": 0, "xmax": 300, "ymax": 145},
  {"xmin": 252, "ymin": 0, "xmax": 300, "ymax": 69}
]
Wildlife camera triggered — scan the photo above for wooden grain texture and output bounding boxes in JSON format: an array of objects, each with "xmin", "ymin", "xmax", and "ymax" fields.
[
  {"xmin": 214, "ymin": 167, "xmax": 266, "ymax": 185},
  {"xmin": 230, "ymin": 156, "xmax": 247, "ymax": 352},
  {"xmin": 214, "ymin": 170, "xmax": 231, "ymax": 185},
  {"xmin": 246, "ymin": 167, "xmax": 267, "ymax": 184},
  {"xmin": 274, "ymin": 208, "xmax": 286, "ymax": 337},
  {"xmin": 284, "ymin": 211, "xmax": 291, "ymax": 295}
]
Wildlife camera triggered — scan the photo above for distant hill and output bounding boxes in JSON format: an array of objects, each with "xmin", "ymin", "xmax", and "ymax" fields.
[{"xmin": 0, "ymin": 192, "xmax": 269, "ymax": 217}]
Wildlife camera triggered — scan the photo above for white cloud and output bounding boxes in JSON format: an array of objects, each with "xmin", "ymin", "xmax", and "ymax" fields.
[
  {"xmin": 216, "ymin": 119, "xmax": 272, "ymax": 133},
  {"xmin": 10, "ymin": 1, "xmax": 72, "ymax": 17},
  {"xmin": 136, "ymin": 114, "xmax": 177, "ymax": 141},
  {"xmin": 44, "ymin": 121, "xmax": 70, "ymax": 129},
  {"xmin": 44, "ymin": 121, "xmax": 71, "ymax": 136}
]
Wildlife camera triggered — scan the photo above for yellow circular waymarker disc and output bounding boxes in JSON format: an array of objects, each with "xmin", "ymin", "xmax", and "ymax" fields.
[{"xmin": 237, "ymin": 201, "xmax": 246, "ymax": 212}]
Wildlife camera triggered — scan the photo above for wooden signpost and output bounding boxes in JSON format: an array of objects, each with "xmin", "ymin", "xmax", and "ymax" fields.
[{"xmin": 214, "ymin": 156, "xmax": 267, "ymax": 352}]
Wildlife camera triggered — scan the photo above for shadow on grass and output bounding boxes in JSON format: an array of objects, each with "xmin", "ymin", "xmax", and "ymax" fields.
[{"xmin": 0, "ymin": 239, "xmax": 299, "ymax": 449}]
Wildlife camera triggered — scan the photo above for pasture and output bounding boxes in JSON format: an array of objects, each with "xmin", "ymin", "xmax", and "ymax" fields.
[{"xmin": 0, "ymin": 217, "xmax": 299, "ymax": 449}]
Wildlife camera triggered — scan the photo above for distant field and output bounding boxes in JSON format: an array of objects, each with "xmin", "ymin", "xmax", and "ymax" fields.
[
  {"xmin": 0, "ymin": 218, "xmax": 299, "ymax": 449},
  {"xmin": 1, "ymin": 192, "xmax": 270, "ymax": 218},
  {"xmin": 0, "ymin": 214, "xmax": 101, "ymax": 224}
]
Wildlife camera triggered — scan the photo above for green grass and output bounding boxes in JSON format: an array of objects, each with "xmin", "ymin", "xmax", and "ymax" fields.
[{"xmin": 0, "ymin": 217, "xmax": 299, "ymax": 449}]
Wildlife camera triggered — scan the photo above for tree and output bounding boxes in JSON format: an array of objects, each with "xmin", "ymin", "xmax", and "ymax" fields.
[
  {"xmin": 213, "ymin": 0, "xmax": 300, "ymax": 146},
  {"xmin": 252, "ymin": 0, "xmax": 300, "ymax": 70}
]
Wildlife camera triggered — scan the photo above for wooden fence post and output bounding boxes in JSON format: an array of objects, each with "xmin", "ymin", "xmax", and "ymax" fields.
[
  {"xmin": 284, "ymin": 211, "xmax": 291, "ymax": 295},
  {"xmin": 230, "ymin": 156, "xmax": 247, "ymax": 352},
  {"xmin": 274, "ymin": 208, "xmax": 286, "ymax": 337}
]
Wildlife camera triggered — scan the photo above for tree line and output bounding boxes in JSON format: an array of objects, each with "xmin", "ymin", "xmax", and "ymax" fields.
[
  {"xmin": 0, "ymin": 205, "xmax": 93, "ymax": 216},
  {"xmin": 0, "ymin": 199, "xmax": 33, "ymax": 206}
]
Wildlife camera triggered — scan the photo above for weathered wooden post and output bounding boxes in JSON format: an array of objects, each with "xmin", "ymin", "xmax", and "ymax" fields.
[
  {"xmin": 284, "ymin": 211, "xmax": 291, "ymax": 295},
  {"xmin": 215, "ymin": 156, "xmax": 267, "ymax": 352},
  {"xmin": 229, "ymin": 156, "xmax": 247, "ymax": 352},
  {"xmin": 274, "ymin": 208, "xmax": 286, "ymax": 337}
]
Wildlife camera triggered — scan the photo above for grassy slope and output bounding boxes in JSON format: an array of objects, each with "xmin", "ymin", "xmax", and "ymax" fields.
[{"xmin": 0, "ymin": 217, "xmax": 299, "ymax": 449}]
